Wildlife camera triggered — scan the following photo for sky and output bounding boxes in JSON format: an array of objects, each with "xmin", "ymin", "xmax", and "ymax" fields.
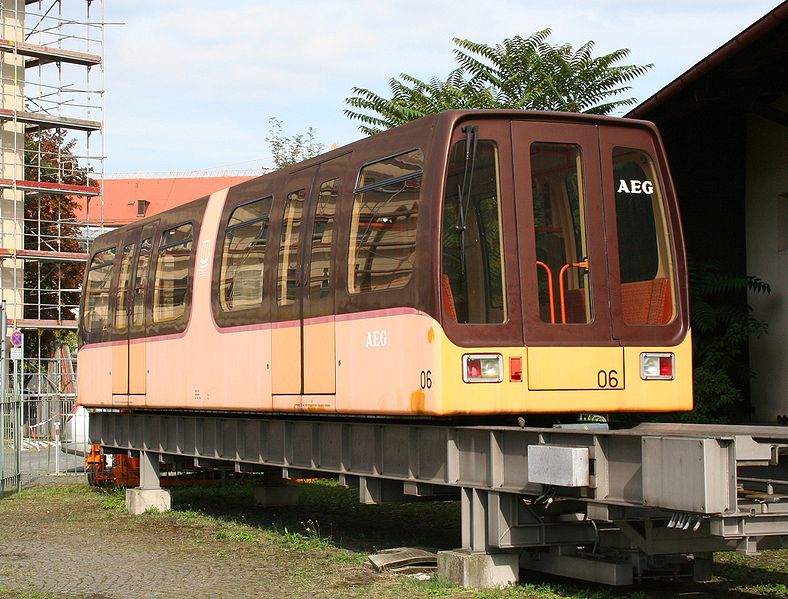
[{"xmin": 98, "ymin": 0, "xmax": 783, "ymax": 176}]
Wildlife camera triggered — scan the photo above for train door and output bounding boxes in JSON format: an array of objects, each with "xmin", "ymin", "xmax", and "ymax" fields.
[
  {"xmin": 512, "ymin": 122, "xmax": 624, "ymax": 391},
  {"xmin": 111, "ymin": 228, "xmax": 140, "ymax": 405},
  {"xmin": 110, "ymin": 221, "xmax": 157, "ymax": 406},
  {"xmin": 301, "ymin": 155, "xmax": 348, "ymax": 395},
  {"xmin": 271, "ymin": 157, "xmax": 348, "ymax": 400},
  {"xmin": 440, "ymin": 120, "xmax": 524, "ymax": 349},
  {"xmin": 597, "ymin": 125, "xmax": 682, "ymax": 345},
  {"xmin": 271, "ymin": 167, "xmax": 317, "ymax": 395}
]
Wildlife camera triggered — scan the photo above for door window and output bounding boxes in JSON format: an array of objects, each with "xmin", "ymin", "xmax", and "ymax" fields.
[
  {"xmin": 613, "ymin": 147, "xmax": 675, "ymax": 325},
  {"xmin": 308, "ymin": 179, "xmax": 339, "ymax": 301},
  {"xmin": 441, "ymin": 140, "xmax": 506, "ymax": 323},
  {"xmin": 114, "ymin": 243, "xmax": 136, "ymax": 330},
  {"xmin": 530, "ymin": 143, "xmax": 592, "ymax": 325},
  {"xmin": 277, "ymin": 190, "xmax": 305, "ymax": 306},
  {"xmin": 132, "ymin": 237, "xmax": 152, "ymax": 327}
]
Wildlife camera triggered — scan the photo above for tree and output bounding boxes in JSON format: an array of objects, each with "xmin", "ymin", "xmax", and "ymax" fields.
[
  {"xmin": 23, "ymin": 129, "xmax": 92, "ymax": 363},
  {"xmin": 345, "ymin": 29, "xmax": 652, "ymax": 135},
  {"xmin": 266, "ymin": 117, "xmax": 324, "ymax": 169}
]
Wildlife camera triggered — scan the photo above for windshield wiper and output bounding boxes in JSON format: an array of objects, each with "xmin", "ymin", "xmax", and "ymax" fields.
[{"xmin": 455, "ymin": 125, "xmax": 478, "ymax": 276}]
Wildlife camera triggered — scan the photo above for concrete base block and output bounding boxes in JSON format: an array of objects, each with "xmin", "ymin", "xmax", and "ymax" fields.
[
  {"xmin": 253, "ymin": 484, "xmax": 299, "ymax": 507},
  {"xmin": 126, "ymin": 488, "xmax": 171, "ymax": 515},
  {"xmin": 438, "ymin": 549, "xmax": 519, "ymax": 589}
]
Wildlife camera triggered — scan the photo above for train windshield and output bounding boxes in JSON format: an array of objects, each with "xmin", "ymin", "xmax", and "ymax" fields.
[{"xmin": 441, "ymin": 119, "xmax": 680, "ymax": 347}]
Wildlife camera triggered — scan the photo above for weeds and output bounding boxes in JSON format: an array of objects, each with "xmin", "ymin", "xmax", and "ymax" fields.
[{"xmin": 275, "ymin": 518, "xmax": 331, "ymax": 551}]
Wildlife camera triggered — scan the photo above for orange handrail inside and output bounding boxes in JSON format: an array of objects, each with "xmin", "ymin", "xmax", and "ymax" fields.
[
  {"xmin": 559, "ymin": 260, "xmax": 589, "ymax": 324},
  {"xmin": 535, "ymin": 261, "xmax": 555, "ymax": 324}
]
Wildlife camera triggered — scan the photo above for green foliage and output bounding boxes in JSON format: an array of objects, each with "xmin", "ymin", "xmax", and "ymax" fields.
[
  {"xmin": 266, "ymin": 117, "xmax": 324, "ymax": 169},
  {"xmin": 687, "ymin": 260, "xmax": 770, "ymax": 423},
  {"xmin": 99, "ymin": 487, "xmax": 126, "ymax": 511},
  {"xmin": 215, "ymin": 528, "xmax": 259, "ymax": 544},
  {"xmin": 345, "ymin": 29, "xmax": 652, "ymax": 135}
]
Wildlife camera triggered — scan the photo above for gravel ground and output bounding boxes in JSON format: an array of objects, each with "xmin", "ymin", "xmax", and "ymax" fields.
[{"xmin": 0, "ymin": 477, "xmax": 786, "ymax": 599}]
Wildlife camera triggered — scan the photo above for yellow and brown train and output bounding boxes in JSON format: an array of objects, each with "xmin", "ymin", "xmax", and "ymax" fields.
[{"xmin": 78, "ymin": 110, "xmax": 691, "ymax": 417}]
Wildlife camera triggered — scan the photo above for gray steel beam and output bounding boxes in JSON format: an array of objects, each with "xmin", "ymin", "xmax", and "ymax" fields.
[{"xmin": 89, "ymin": 411, "xmax": 788, "ymax": 544}]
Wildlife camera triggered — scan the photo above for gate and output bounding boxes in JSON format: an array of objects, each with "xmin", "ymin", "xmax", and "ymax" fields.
[{"xmin": 0, "ymin": 392, "xmax": 20, "ymax": 494}]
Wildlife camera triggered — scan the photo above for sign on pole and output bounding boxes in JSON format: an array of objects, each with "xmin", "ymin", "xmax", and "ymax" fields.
[{"xmin": 10, "ymin": 330, "xmax": 22, "ymax": 361}]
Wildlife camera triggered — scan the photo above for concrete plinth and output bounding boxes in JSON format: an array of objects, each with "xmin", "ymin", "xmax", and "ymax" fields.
[
  {"xmin": 126, "ymin": 488, "xmax": 171, "ymax": 515},
  {"xmin": 438, "ymin": 549, "xmax": 518, "ymax": 589},
  {"xmin": 253, "ymin": 484, "xmax": 299, "ymax": 507}
]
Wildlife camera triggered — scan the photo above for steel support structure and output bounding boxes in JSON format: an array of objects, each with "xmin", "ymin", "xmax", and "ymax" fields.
[{"xmin": 91, "ymin": 411, "xmax": 788, "ymax": 585}]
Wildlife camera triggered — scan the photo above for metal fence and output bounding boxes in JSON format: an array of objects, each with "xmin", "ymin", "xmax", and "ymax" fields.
[
  {"xmin": 0, "ymin": 392, "xmax": 20, "ymax": 494},
  {"xmin": 0, "ymin": 301, "xmax": 86, "ymax": 496}
]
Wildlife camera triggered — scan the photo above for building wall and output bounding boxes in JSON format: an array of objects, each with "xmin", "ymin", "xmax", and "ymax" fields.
[
  {"xmin": 1, "ymin": 0, "xmax": 25, "ymax": 320},
  {"xmin": 746, "ymin": 98, "xmax": 788, "ymax": 422}
]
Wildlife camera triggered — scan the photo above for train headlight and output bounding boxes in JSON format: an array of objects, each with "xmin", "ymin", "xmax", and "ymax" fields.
[
  {"xmin": 463, "ymin": 354, "xmax": 503, "ymax": 383},
  {"xmin": 640, "ymin": 353, "xmax": 674, "ymax": 380}
]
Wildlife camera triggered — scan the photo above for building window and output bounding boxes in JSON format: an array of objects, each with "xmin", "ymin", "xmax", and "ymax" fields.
[{"xmin": 137, "ymin": 199, "xmax": 150, "ymax": 217}]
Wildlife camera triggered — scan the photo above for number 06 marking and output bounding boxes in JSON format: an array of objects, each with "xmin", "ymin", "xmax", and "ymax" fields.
[
  {"xmin": 420, "ymin": 370, "xmax": 432, "ymax": 389},
  {"xmin": 597, "ymin": 369, "xmax": 619, "ymax": 388}
]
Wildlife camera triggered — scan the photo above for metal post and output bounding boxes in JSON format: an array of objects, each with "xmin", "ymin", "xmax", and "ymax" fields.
[
  {"xmin": 13, "ymin": 347, "xmax": 20, "ymax": 491},
  {"xmin": 0, "ymin": 300, "xmax": 5, "ymax": 489},
  {"xmin": 139, "ymin": 451, "xmax": 160, "ymax": 490}
]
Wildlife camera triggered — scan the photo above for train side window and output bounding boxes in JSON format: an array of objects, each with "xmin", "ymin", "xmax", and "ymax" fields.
[
  {"xmin": 82, "ymin": 247, "xmax": 116, "ymax": 333},
  {"xmin": 531, "ymin": 143, "xmax": 592, "ymax": 324},
  {"xmin": 132, "ymin": 237, "xmax": 152, "ymax": 327},
  {"xmin": 113, "ymin": 243, "xmax": 136, "ymax": 330},
  {"xmin": 441, "ymin": 140, "xmax": 506, "ymax": 323},
  {"xmin": 153, "ymin": 223, "xmax": 194, "ymax": 323},
  {"xmin": 613, "ymin": 147, "xmax": 675, "ymax": 325},
  {"xmin": 277, "ymin": 189, "xmax": 305, "ymax": 306},
  {"xmin": 308, "ymin": 178, "xmax": 339, "ymax": 300},
  {"xmin": 349, "ymin": 149, "xmax": 422, "ymax": 294},
  {"xmin": 219, "ymin": 196, "xmax": 272, "ymax": 312}
]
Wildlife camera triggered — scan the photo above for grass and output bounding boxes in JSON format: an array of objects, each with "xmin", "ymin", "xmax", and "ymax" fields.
[{"xmin": 1, "ymin": 479, "xmax": 787, "ymax": 598}]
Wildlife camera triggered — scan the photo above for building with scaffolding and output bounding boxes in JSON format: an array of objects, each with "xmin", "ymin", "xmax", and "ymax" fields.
[{"xmin": 0, "ymin": 0, "xmax": 103, "ymax": 486}]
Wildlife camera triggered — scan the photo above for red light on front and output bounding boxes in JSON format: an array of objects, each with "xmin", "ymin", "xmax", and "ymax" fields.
[
  {"xmin": 466, "ymin": 359, "xmax": 481, "ymax": 378},
  {"xmin": 510, "ymin": 357, "xmax": 523, "ymax": 382},
  {"xmin": 659, "ymin": 356, "xmax": 673, "ymax": 377}
]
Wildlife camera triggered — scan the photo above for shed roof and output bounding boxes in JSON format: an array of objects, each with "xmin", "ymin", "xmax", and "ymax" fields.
[{"xmin": 628, "ymin": 2, "xmax": 788, "ymax": 123}]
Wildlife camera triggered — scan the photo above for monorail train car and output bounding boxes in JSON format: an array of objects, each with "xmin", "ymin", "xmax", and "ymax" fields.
[{"xmin": 78, "ymin": 110, "xmax": 691, "ymax": 418}]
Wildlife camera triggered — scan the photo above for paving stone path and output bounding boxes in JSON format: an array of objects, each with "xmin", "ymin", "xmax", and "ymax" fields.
[{"xmin": 0, "ymin": 478, "xmax": 393, "ymax": 599}]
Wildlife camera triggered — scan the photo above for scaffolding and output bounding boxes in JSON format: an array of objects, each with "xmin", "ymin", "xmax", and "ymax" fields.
[{"xmin": 0, "ymin": 0, "xmax": 103, "ymax": 479}]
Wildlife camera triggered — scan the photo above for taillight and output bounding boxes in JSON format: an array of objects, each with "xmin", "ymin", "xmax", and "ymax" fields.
[
  {"xmin": 640, "ymin": 353, "xmax": 674, "ymax": 380},
  {"xmin": 463, "ymin": 354, "xmax": 503, "ymax": 383}
]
